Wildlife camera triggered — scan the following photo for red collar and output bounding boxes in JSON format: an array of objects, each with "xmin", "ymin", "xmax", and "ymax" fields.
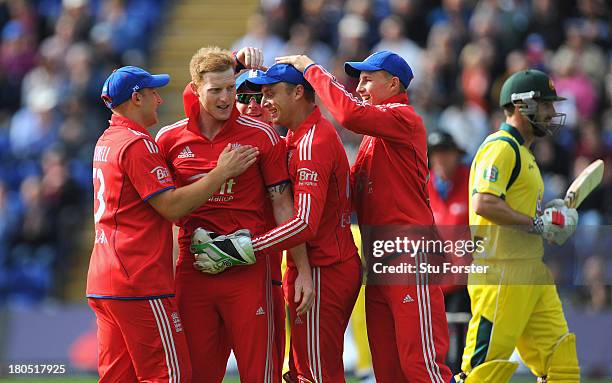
[
  {"xmin": 109, "ymin": 114, "xmax": 151, "ymax": 137},
  {"xmin": 287, "ymin": 106, "xmax": 322, "ymax": 148},
  {"xmin": 380, "ymin": 92, "xmax": 409, "ymax": 105}
]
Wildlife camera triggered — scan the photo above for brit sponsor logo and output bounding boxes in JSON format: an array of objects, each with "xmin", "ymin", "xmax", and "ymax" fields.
[
  {"xmin": 177, "ymin": 146, "xmax": 195, "ymax": 159},
  {"xmin": 150, "ymin": 166, "xmax": 172, "ymax": 184},
  {"xmin": 297, "ymin": 167, "xmax": 318, "ymax": 186}
]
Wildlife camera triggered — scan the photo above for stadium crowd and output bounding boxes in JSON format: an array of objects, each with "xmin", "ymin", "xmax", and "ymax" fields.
[
  {"xmin": 0, "ymin": 0, "xmax": 168, "ymax": 304},
  {"xmin": 236, "ymin": 0, "xmax": 612, "ymax": 303},
  {"xmin": 0, "ymin": 0, "xmax": 610, "ymax": 309}
]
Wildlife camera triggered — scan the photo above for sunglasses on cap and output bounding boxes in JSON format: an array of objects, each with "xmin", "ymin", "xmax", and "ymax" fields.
[{"xmin": 236, "ymin": 93, "xmax": 263, "ymax": 105}]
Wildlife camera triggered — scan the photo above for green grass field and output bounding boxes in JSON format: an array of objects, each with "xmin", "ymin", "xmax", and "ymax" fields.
[{"xmin": 2, "ymin": 377, "xmax": 612, "ymax": 383}]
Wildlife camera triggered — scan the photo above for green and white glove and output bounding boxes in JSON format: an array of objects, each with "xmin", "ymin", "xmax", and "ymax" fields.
[{"xmin": 190, "ymin": 228, "xmax": 256, "ymax": 274}]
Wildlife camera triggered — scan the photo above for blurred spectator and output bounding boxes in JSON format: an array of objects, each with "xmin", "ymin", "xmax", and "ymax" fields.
[
  {"xmin": 578, "ymin": 256, "xmax": 611, "ymax": 313},
  {"xmin": 458, "ymin": 40, "xmax": 494, "ymax": 111},
  {"xmin": 551, "ymin": 48, "xmax": 598, "ymax": 124},
  {"xmin": 299, "ymin": 0, "xmax": 343, "ymax": 46},
  {"xmin": 490, "ymin": 50, "xmax": 530, "ymax": 106},
  {"xmin": 343, "ymin": 0, "xmax": 379, "ymax": 48},
  {"xmin": 21, "ymin": 36, "xmax": 68, "ymax": 110},
  {"xmin": 90, "ymin": 0, "xmax": 156, "ymax": 65},
  {"xmin": 437, "ymin": 93, "xmax": 489, "ymax": 158},
  {"xmin": 336, "ymin": 13, "xmax": 371, "ymax": 62},
  {"xmin": 574, "ymin": 0, "xmax": 610, "ymax": 49},
  {"xmin": 556, "ymin": 20, "xmax": 607, "ymax": 84},
  {"xmin": 372, "ymin": 15, "xmax": 423, "ymax": 78},
  {"xmin": 0, "ymin": 20, "xmax": 37, "ymax": 111},
  {"xmin": 427, "ymin": 131, "xmax": 469, "ymax": 226},
  {"xmin": 281, "ymin": 22, "xmax": 333, "ymax": 68},
  {"xmin": 9, "ymin": 88, "xmax": 61, "ymax": 160},
  {"xmin": 523, "ymin": 33, "xmax": 550, "ymax": 71},
  {"xmin": 427, "ymin": 0, "xmax": 470, "ymax": 45},
  {"xmin": 59, "ymin": 0, "xmax": 94, "ymax": 42},
  {"xmin": 388, "ymin": 0, "xmax": 429, "ymax": 47},
  {"xmin": 421, "ymin": 23, "xmax": 460, "ymax": 107},
  {"xmin": 527, "ymin": 0, "xmax": 568, "ymax": 50},
  {"xmin": 232, "ymin": 11, "xmax": 284, "ymax": 67}
]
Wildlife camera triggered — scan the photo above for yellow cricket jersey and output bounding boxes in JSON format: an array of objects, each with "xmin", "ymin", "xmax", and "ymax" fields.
[{"xmin": 469, "ymin": 123, "xmax": 544, "ymax": 260}]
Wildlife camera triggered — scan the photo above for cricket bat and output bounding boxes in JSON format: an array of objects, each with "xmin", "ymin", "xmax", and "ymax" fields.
[{"xmin": 564, "ymin": 159, "xmax": 604, "ymax": 208}]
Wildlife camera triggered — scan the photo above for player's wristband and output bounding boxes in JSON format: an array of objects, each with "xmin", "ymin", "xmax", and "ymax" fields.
[{"xmin": 530, "ymin": 216, "xmax": 544, "ymax": 235}]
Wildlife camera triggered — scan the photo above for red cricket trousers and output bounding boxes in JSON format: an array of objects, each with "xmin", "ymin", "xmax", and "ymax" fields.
[
  {"xmin": 284, "ymin": 255, "xmax": 361, "ymax": 383},
  {"xmin": 88, "ymin": 297, "xmax": 192, "ymax": 383},
  {"xmin": 176, "ymin": 255, "xmax": 279, "ymax": 383},
  {"xmin": 366, "ymin": 283, "xmax": 453, "ymax": 382}
]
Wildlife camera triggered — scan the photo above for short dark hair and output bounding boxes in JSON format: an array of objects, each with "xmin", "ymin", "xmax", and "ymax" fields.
[
  {"xmin": 381, "ymin": 70, "xmax": 406, "ymax": 93},
  {"xmin": 502, "ymin": 104, "xmax": 516, "ymax": 117},
  {"xmin": 284, "ymin": 83, "xmax": 315, "ymax": 103}
]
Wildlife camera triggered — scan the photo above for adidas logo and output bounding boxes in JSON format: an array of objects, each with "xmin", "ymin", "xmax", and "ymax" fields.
[
  {"xmin": 402, "ymin": 294, "xmax": 413, "ymax": 303},
  {"xmin": 294, "ymin": 316, "xmax": 303, "ymax": 325},
  {"xmin": 256, "ymin": 306, "xmax": 265, "ymax": 316},
  {"xmin": 231, "ymin": 143, "xmax": 241, "ymax": 150},
  {"xmin": 177, "ymin": 146, "xmax": 195, "ymax": 159}
]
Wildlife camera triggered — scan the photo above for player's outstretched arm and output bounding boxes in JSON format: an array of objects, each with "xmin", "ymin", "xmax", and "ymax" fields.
[
  {"xmin": 276, "ymin": 55, "xmax": 413, "ymax": 143},
  {"xmin": 148, "ymin": 144, "xmax": 258, "ymax": 221}
]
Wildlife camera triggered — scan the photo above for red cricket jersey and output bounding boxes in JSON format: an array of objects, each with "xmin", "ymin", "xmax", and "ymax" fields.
[
  {"xmin": 155, "ymin": 84, "xmax": 289, "ymax": 269},
  {"xmin": 427, "ymin": 165, "xmax": 470, "ymax": 226},
  {"xmin": 252, "ymin": 107, "xmax": 358, "ymax": 267},
  {"xmin": 304, "ymin": 65, "xmax": 434, "ymax": 226},
  {"xmin": 86, "ymin": 115, "xmax": 176, "ymax": 299}
]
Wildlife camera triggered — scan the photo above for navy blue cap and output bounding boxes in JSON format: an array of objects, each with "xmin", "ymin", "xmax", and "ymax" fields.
[
  {"xmin": 246, "ymin": 64, "xmax": 312, "ymax": 90},
  {"xmin": 345, "ymin": 51, "xmax": 414, "ymax": 88},
  {"xmin": 101, "ymin": 66, "xmax": 170, "ymax": 109},
  {"xmin": 236, "ymin": 69, "xmax": 265, "ymax": 92}
]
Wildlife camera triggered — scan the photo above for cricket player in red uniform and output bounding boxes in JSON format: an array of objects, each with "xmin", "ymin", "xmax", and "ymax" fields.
[
  {"xmin": 87, "ymin": 66, "xmax": 257, "ymax": 382},
  {"xmin": 235, "ymin": 69, "xmax": 287, "ymax": 381},
  {"xmin": 239, "ymin": 64, "xmax": 361, "ymax": 383},
  {"xmin": 155, "ymin": 47, "xmax": 313, "ymax": 383},
  {"xmin": 278, "ymin": 52, "xmax": 454, "ymax": 382}
]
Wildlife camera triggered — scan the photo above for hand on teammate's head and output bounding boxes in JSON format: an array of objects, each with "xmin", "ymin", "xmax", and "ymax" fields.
[{"xmin": 236, "ymin": 47, "xmax": 264, "ymax": 70}]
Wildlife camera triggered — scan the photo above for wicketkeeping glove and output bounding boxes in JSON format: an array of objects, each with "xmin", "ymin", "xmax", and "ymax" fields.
[
  {"xmin": 190, "ymin": 228, "xmax": 256, "ymax": 274},
  {"xmin": 532, "ymin": 199, "xmax": 579, "ymax": 245}
]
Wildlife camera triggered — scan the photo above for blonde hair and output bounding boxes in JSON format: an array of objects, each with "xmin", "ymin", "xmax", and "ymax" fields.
[{"xmin": 189, "ymin": 46, "xmax": 234, "ymax": 86}]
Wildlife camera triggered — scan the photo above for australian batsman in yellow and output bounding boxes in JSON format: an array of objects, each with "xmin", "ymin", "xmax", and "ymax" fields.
[{"xmin": 458, "ymin": 69, "xmax": 581, "ymax": 383}]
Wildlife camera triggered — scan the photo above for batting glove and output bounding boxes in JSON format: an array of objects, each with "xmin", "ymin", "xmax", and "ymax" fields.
[
  {"xmin": 532, "ymin": 202, "xmax": 578, "ymax": 245},
  {"xmin": 190, "ymin": 228, "xmax": 256, "ymax": 274}
]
